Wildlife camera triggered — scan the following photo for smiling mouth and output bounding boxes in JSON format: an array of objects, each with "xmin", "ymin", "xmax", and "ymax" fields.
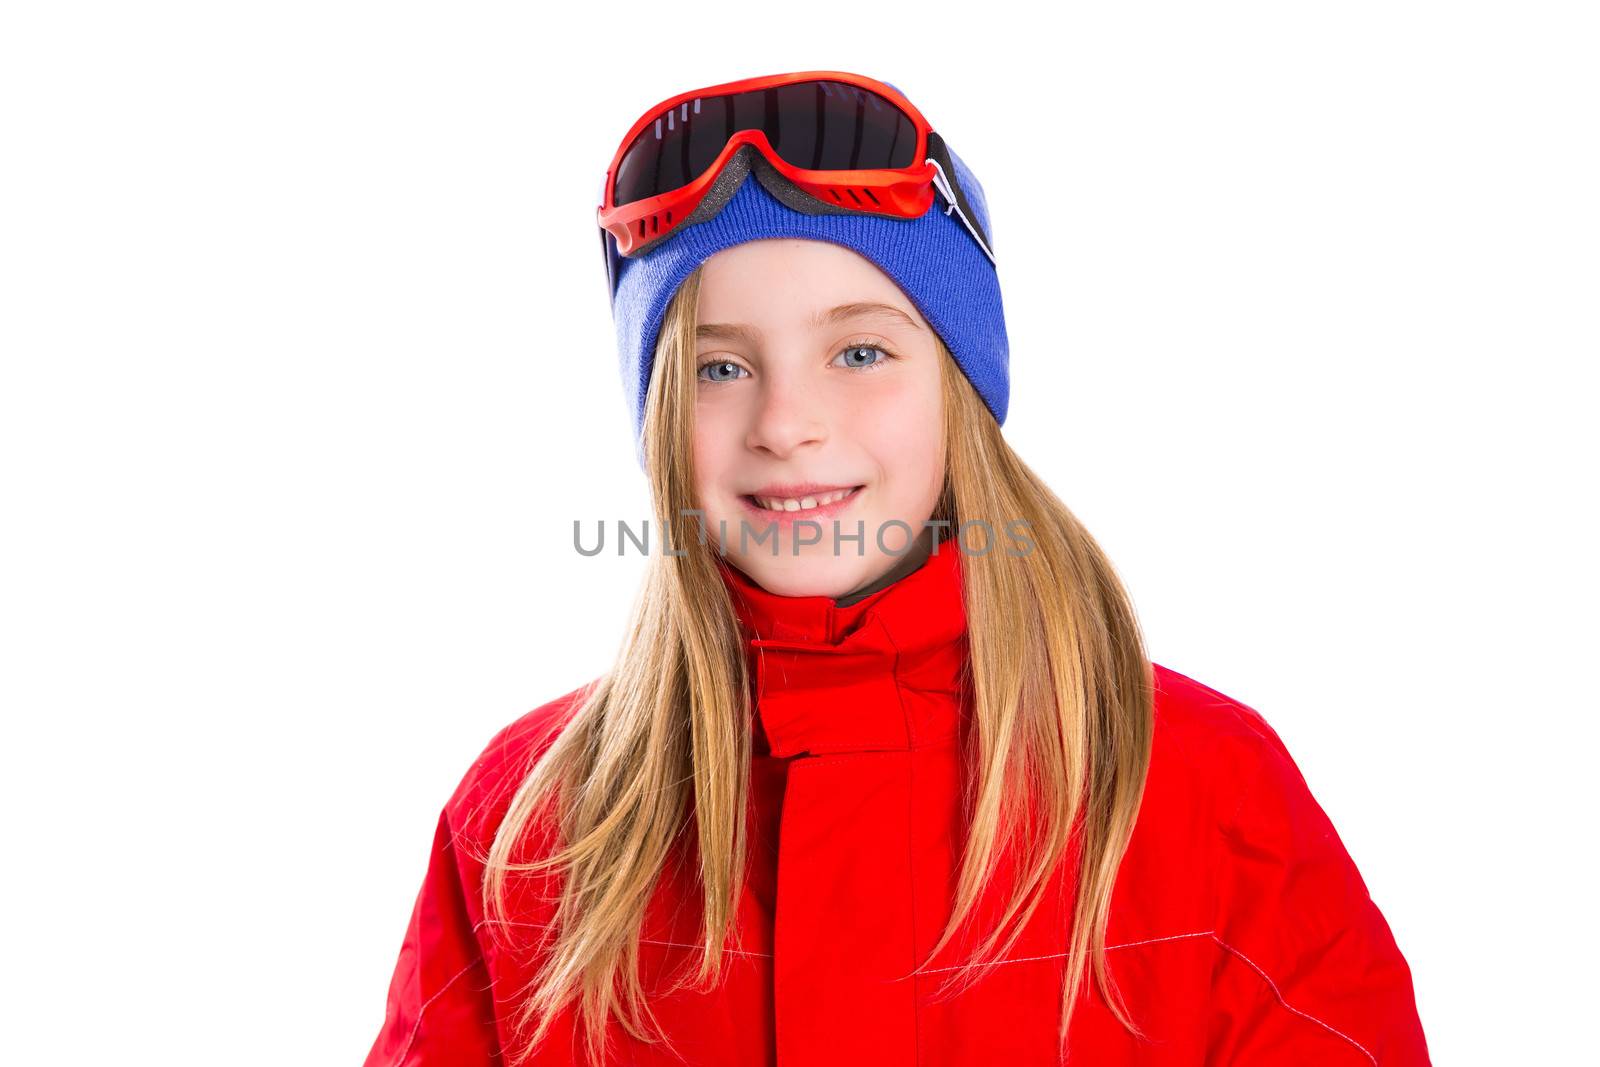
[{"xmin": 740, "ymin": 486, "xmax": 865, "ymax": 514}]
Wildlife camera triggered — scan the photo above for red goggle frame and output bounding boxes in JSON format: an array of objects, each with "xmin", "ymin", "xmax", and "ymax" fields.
[{"xmin": 596, "ymin": 71, "xmax": 994, "ymax": 297}]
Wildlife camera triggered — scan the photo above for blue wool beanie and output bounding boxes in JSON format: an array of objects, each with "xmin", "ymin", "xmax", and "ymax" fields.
[{"xmin": 604, "ymin": 83, "xmax": 1009, "ymax": 470}]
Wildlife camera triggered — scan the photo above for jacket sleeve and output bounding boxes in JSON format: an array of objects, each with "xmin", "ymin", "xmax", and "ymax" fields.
[
  {"xmin": 1207, "ymin": 718, "xmax": 1431, "ymax": 1065},
  {"xmin": 362, "ymin": 805, "xmax": 502, "ymax": 1067}
]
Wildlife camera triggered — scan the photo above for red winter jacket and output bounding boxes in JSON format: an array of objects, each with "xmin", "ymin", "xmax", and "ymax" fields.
[{"xmin": 364, "ymin": 545, "xmax": 1430, "ymax": 1065}]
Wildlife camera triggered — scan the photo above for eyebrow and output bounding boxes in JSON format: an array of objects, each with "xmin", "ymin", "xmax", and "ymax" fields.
[{"xmin": 696, "ymin": 302, "xmax": 923, "ymax": 346}]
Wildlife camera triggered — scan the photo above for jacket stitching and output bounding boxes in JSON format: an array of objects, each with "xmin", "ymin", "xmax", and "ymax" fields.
[
  {"xmin": 640, "ymin": 927, "xmax": 1218, "ymax": 964},
  {"xmin": 398, "ymin": 935, "xmax": 1375, "ymax": 1064},
  {"xmin": 640, "ymin": 927, "xmax": 1376, "ymax": 1063},
  {"xmin": 392, "ymin": 959, "xmax": 480, "ymax": 1067},
  {"xmin": 1210, "ymin": 934, "xmax": 1378, "ymax": 1066},
  {"xmin": 1208, "ymin": 718, "xmax": 1375, "ymax": 1063},
  {"xmin": 917, "ymin": 928, "xmax": 1217, "ymax": 973},
  {"xmin": 393, "ymin": 916, "xmax": 514, "ymax": 1067},
  {"xmin": 641, "ymin": 937, "xmax": 771, "ymax": 958}
]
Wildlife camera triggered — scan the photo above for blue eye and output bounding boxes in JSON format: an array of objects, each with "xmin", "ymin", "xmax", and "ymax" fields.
[
  {"xmin": 835, "ymin": 342, "xmax": 894, "ymax": 371},
  {"xmin": 697, "ymin": 360, "xmax": 747, "ymax": 383}
]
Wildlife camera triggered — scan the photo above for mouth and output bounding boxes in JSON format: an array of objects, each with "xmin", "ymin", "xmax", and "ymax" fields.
[{"xmin": 738, "ymin": 484, "xmax": 865, "ymax": 522}]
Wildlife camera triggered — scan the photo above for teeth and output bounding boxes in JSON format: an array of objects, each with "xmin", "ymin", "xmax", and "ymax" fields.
[{"xmin": 753, "ymin": 488, "xmax": 856, "ymax": 512}]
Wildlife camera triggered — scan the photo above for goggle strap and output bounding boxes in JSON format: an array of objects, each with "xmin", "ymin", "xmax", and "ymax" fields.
[
  {"xmin": 928, "ymin": 158, "xmax": 996, "ymax": 267},
  {"xmin": 924, "ymin": 131, "xmax": 996, "ymax": 265}
]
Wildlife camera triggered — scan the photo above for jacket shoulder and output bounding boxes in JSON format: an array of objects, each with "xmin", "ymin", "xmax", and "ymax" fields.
[
  {"xmin": 1152, "ymin": 662, "xmax": 1289, "ymax": 755},
  {"xmin": 361, "ymin": 683, "xmax": 595, "ymax": 1067},
  {"xmin": 1152, "ymin": 664, "xmax": 1368, "ymax": 903},
  {"xmin": 1148, "ymin": 662, "xmax": 1378, "ymax": 943},
  {"xmin": 1149, "ymin": 662, "xmax": 1306, "ymax": 806},
  {"xmin": 443, "ymin": 678, "xmax": 595, "ymax": 845},
  {"xmin": 1151, "ymin": 664, "xmax": 1430, "ymax": 1062}
]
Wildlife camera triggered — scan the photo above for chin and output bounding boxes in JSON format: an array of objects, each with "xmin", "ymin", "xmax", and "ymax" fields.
[{"xmin": 730, "ymin": 554, "xmax": 865, "ymax": 599}]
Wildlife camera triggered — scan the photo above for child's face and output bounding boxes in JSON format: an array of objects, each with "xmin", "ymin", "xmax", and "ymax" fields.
[{"xmin": 691, "ymin": 238, "xmax": 946, "ymax": 598}]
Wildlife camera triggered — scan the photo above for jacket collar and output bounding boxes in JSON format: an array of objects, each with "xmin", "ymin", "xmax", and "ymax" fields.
[{"xmin": 713, "ymin": 541, "xmax": 970, "ymax": 758}]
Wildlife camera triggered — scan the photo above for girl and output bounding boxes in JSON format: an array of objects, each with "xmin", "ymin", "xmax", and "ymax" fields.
[{"xmin": 363, "ymin": 71, "xmax": 1430, "ymax": 1066}]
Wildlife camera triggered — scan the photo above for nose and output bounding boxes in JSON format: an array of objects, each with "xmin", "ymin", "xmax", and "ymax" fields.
[{"xmin": 745, "ymin": 372, "xmax": 827, "ymax": 459}]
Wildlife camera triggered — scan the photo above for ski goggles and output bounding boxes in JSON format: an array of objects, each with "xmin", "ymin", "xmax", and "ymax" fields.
[{"xmin": 596, "ymin": 70, "xmax": 996, "ymax": 300}]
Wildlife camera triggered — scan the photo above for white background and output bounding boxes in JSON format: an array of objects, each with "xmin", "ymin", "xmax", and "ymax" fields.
[{"xmin": 3, "ymin": 2, "xmax": 1594, "ymax": 1063}]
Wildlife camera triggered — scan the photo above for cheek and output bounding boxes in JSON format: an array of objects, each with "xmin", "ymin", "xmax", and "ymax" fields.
[
  {"xmin": 850, "ymin": 385, "xmax": 945, "ymax": 506},
  {"xmin": 691, "ymin": 405, "xmax": 740, "ymax": 504},
  {"xmin": 689, "ymin": 435, "xmax": 717, "ymax": 507}
]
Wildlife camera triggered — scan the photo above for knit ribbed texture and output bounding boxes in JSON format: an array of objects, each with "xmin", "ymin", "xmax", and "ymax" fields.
[{"xmin": 608, "ymin": 138, "xmax": 1008, "ymax": 470}]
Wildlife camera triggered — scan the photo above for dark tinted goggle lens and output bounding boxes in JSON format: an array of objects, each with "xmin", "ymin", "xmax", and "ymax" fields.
[{"xmin": 611, "ymin": 80, "xmax": 919, "ymax": 208}]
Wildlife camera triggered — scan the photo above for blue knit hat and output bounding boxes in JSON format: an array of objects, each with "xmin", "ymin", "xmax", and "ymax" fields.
[{"xmin": 603, "ymin": 80, "xmax": 1009, "ymax": 469}]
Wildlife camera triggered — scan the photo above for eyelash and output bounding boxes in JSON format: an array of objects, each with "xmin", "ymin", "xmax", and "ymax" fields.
[{"xmin": 695, "ymin": 339, "xmax": 899, "ymax": 384}]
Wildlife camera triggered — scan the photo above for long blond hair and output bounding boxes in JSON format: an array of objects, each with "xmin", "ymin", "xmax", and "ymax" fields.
[{"xmin": 481, "ymin": 265, "xmax": 1155, "ymax": 1065}]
